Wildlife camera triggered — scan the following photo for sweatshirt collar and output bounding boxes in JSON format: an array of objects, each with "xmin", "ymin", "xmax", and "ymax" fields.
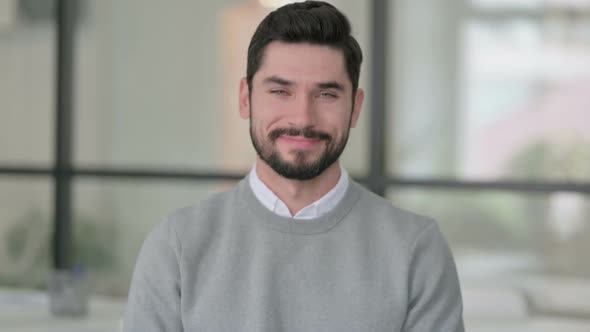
[{"xmin": 248, "ymin": 163, "xmax": 349, "ymax": 220}]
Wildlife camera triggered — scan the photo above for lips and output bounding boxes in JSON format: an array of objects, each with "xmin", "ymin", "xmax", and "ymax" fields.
[
  {"xmin": 277, "ymin": 135, "xmax": 323, "ymax": 148},
  {"xmin": 269, "ymin": 127, "xmax": 331, "ymax": 142}
]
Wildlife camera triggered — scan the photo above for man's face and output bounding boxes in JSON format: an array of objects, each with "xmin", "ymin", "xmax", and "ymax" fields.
[{"xmin": 239, "ymin": 42, "xmax": 364, "ymax": 180}]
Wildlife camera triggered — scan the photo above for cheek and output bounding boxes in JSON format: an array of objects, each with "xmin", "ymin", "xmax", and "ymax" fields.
[
  {"xmin": 321, "ymin": 109, "xmax": 352, "ymax": 134},
  {"xmin": 252, "ymin": 106, "xmax": 286, "ymax": 132},
  {"xmin": 251, "ymin": 111, "xmax": 281, "ymax": 136}
]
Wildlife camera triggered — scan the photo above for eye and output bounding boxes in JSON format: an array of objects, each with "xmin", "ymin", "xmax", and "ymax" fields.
[
  {"xmin": 319, "ymin": 92, "xmax": 338, "ymax": 99},
  {"xmin": 270, "ymin": 89, "xmax": 289, "ymax": 96}
]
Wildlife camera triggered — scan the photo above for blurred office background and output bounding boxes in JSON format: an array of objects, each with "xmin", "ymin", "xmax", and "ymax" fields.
[{"xmin": 1, "ymin": 0, "xmax": 589, "ymax": 331}]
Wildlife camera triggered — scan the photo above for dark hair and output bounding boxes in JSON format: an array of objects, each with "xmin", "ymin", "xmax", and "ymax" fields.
[{"xmin": 246, "ymin": 1, "xmax": 363, "ymax": 94}]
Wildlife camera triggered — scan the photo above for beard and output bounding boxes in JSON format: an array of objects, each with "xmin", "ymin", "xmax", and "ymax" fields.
[{"xmin": 250, "ymin": 122, "xmax": 350, "ymax": 181}]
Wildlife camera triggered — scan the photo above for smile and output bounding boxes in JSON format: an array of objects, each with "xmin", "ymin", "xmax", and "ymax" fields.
[{"xmin": 277, "ymin": 135, "xmax": 323, "ymax": 149}]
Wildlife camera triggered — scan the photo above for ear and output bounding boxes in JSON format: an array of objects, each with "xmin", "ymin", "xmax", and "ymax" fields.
[
  {"xmin": 239, "ymin": 78, "xmax": 251, "ymax": 119},
  {"xmin": 350, "ymin": 88, "xmax": 364, "ymax": 128}
]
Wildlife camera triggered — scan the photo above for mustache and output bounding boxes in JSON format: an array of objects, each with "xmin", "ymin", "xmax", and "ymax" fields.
[{"xmin": 269, "ymin": 127, "xmax": 332, "ymax": 142}]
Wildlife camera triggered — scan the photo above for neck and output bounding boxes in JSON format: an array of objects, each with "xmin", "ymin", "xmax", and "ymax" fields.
[{"xmin": 255, "ymin": 159, "xmax": 342, "ymax": 216}]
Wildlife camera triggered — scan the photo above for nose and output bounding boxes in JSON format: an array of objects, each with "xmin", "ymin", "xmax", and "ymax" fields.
[{"xmin": 288, "ymin": 95, "xmax": 316, "ymax": 128}]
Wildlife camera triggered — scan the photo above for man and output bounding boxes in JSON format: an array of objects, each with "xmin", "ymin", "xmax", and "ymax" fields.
[{"xmin": 124, "ymin": 1, "xmax": 464, "ymax": 331}]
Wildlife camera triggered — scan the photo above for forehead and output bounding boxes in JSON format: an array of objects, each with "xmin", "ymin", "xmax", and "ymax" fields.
[{"xmin": 255, "ymin": 42, "xmax": 350, "ymax": 88}]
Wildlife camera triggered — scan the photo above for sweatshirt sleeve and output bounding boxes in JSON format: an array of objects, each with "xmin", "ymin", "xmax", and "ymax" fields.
[
  {"xmin": 402, "ymin": 221, "xmax": 465, "ymax": 332},
  {"xmin": 123, "ymin": 219, "xmax": 183, "ymax": 332}
]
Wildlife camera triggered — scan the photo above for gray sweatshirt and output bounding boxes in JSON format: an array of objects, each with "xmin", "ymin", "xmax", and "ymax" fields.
[{"xmin": 124, "ymin": 177, "xmax": 464, "ymax": 332}]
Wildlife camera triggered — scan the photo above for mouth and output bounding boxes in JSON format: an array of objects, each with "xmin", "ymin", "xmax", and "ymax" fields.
[{"xmin": 277, "ymin": 135, "xmax": 323, "ymax": 149}]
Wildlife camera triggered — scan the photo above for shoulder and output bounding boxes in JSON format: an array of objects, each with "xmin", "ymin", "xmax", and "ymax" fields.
[
  {"xmin": 350, "ymin": 181, "xmax": 436, "ymax": 235},
  {"xmin": 152, "ymin": 183, "xmax": 241, "ymax": 248},
  {"xmin": 168, "ymin": 188, "xmax": 235, "ymax": 227}
]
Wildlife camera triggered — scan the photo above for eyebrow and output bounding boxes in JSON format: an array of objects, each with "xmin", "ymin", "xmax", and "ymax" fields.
[
  {"xmin": 263, "ymin": 76, "xmax": 293, "ymax": 86},
  {"xmin": 316, "ymin": 81, "xmax": 345, "ymax": 92},
  {"xmin": 262, "ymin": 76, "xmax": 345, "ymax": 91}
]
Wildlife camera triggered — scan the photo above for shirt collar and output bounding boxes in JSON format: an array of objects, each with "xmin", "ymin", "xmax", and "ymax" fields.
[{"xmin": 248, "ymin": 163, "xmax": 349, "ymax": 220}]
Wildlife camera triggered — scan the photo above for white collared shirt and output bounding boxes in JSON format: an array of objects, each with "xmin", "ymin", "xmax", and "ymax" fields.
[{"xmin": 248, "ymin": 163, "xmax": 349, "ymax": 220}]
